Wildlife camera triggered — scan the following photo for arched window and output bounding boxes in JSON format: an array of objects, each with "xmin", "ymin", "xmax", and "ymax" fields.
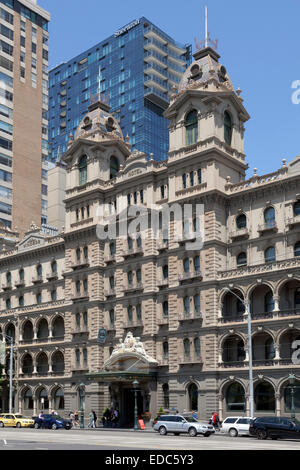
[
  {"xmin": 19, "ymin": 268, "xmax": 24, "ymax": 281},
  {"xmin": 136, "ymin": 269, "xmax": 142, "ymax": 283},
  {"xmin": 183, "ymin": 258, "xmax": 190, "ymax": 273},
  {"xmin": 294, "ymin": 288, "xmax": 300, "ymax": 307},
  {"xmin": 188, "ymin": 383, "xmax": 198, "ymax": 411},
  {"xmin": 184, "ymin": 296, "xmax": 190, "ymax": 315},
  {"xmin": 163, "ymin": 301, "xmax": 169, "ymax": 318},
  {"xmin": 182, "ymin": 173, "xmax": 187, "ymax": 189},
  {"xmin": 6, "ymin": 298, "xmax": 11, "ymax": 309},
  {"xmin": 128, "ymin": 237, "xmax": 133, "ymax": 250},
  {"xmin": 265, "ymin": 246, "xmax": 276, "ymax": 263},
  {"xmin": 127, "ymin": 271, "xmax": 132, "ymax": 286},
  {"xmin": 37, "ymin": 264, "xmax": 42, "ymax": 277},
  {"xmin": 78, "ymin": 155, "xmax": 87, "ymax": 186},
  {"xmin": 264, "ymin": 207, "xmax": 275, "ymax": 228},
  {"xmin": 265, "ymin": 337, "xmax": 275, "ymax": 360},
  {"xmin": 136, "ymin": 304, "xmax": 142, "ymax": 321},
  {"xmin": 194, "ymin": 337, "xmax": 201, "ymax": 357},
  {"xmin": 194, "ymin": 255, "xmax": 200, "ymax": 272},
  {"xmin": 194, "ymin": 294, "xmax": 201, "ymax": 313},
  {"xmin": 51, "ymin": 261, "xmax": 57, "ymax": 273},
  {"xmin": 294, "ymin": 242, "xmax": 300, "ymax": 257},
  {"xmin": 127, "ymin": 305, "xmax": 133, "ymax": 322},
  {"xmin": 294, "ymin": 201, "xmax": 300, "ymax": 217},
  {"xmin": 109, "ymin": 276, "xmax": 115, "ymax": 289},
  {"xmin": 190, "ymin": 171, "xmax": 194, "ymax": 187},
  {"xmin": 162, "ymin": 265, "xmax": 168, "ymax": 280},
  {"xmin": 110, "ymin": 156, "xmax": 119, "ymax": 179},
  {"xmin": 237, "ymin": 252, "xmax": 247, "ymax": 267},
  {"xmin": 109, "ymin": 309, "xmax": 115, "ymax": 326},
  {"xmin": 264, "ymin": 292, "xmax": 274, "ymax": 313},
  {"xmin": 163, "ymin": 341, "xmax": 169, "ymax": 359},
  {"xmin": 22, "ymin": 354, "xmax": 33, "ymax": 374},
  {"xmin": 6, "ymin": 271, "xmax": 11, "ymax": 283},
  {"xmin": 183, "ymin": 338, "xmax": 190, "ymax": 358},
  {"xmin": 109, "ymin": 241, "xmax": 116, "ymax": 256},
  {"xmin": 236, "ymin": 214, "xmax": 246, "ymax": 230},
  {"xmin": 255, "ymin": 382, "xmax": 275, "ymax": 411},
  {"xmin": 51, "ymin": 290, "xmax": 57, "ymax": 301},
  {"xmin": 224, "ymin": 111, "xmax": 232, "ymax": 146},
  {"xmin": 24, "ymin": 389, "xmax": 33, "ymax": 410},
  {"xmin": 37, "ymin": 318, "xmax": 48, "ymax": 339},
  {"xmin": 52, "ymin": 351, "xmax": 65, "ymax": 374},
  {"xmin": 226, "ymin": 383, "xmax": 245, "ymax": 411},
  {"xmin": 37, "ymin": 353, "xmax": 49, "ymax": 375},
  {"xmin": 52, "ymin": 316, "xmax": 65, "ymax": 338},
  {"xmin": 284, "ymin": 380, "xmax": 300, "ymax": 413},
  {"xmin": 38, "ymin": 388, "xmax": 49, "ymax": 410},
  {"xmin": 54, "ymin": 388, "xmax": 64, "ymax": 410},
  {"xmin": 19, "ymin": 295, "xmax": 24, "ymax": 307},
  {"xmin": 185, "ymin": 110, "xmax": 198, "ymax": 146},
  {"xmin": 163, "ymin": 384, "xmax": 169, "ymax": 409}
]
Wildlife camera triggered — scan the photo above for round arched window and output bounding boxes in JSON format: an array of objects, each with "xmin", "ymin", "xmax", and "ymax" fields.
[
  {"xmin": 185, "ymin": 110, "xmax": 198, "ymax": 146},
  {"xmin": 78, "ymin": 155, "xmax": 87, "ymax": 185},
  {"xmin": 110, "ymin": 156, "xmax": 119, "ymax": 180}
]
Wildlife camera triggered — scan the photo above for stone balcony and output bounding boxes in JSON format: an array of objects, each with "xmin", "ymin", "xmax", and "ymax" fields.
[
  {"xmin": 2, "ymin": 281, "xmax": 12, "ymax": 291},
  {"xmin": 104, "ymin": 288, "xmax": 116, "ymax": 298},
  {"xmin": 122, "ymin": 246, "xmax": 143, "ymax": 258},
  {"xmin": 0, "ymin": 299, "xmax": 67, "ymax": 315},
  {"xmin": 287, "ymin": 215, "xmax": 300, "ymax": 230},
  {"xmin": 70, "ymin": 258, "xmax": 90, "ymax": 270},
  {"xmin": 46, "ymin": 272, "xmax": 59, "ymax": 281},
  {"xmin": 178, "ymin": 311, "xmax": 203, "ymax": 322},
  {"xmin": 104, "ymin": 254, "xmax": 116, "ymax": 264},
  {"xmin": 32, "ymin": 275, "xmax": 44, "ymax": 284},
  {"xmin": 257, "ymin": 222, "xmax": 278, "ymax": 235},
  {"xmin": 157, "ymin": 278, "xmax": 169, "ymax": 288},
  {"xmin": 218, "ymin": 256, "xmax": 300, "ymax": 280},
  {"xmin": 229, "ymin": 228, "xmax": 249, "ymax": 241},
  {"xmin": 15, "ymin": 279, "xmax": 25, "ymax": 288},
  {"xmin": 124, "ymin": 319, "xmax": 143, "ymax": 329},
  {"xmin": 123, "ymin": 282, "xmax": 144, "ymax": 294},
  {"xmin": 71, "ymin": 291, "xmax": 89, "ymax": 302},
  {"xmin": 157, "ymin": 316, "xmax": 169, "ymax": 326},
  {"xmin": 157, "ymin": 240, "xmax": 168, "ymax": 252},
  {"xmin": 178, "ymin": 270, "xmax": 203, "ymax": 283},
  {"xmin": 179, "ymin": 354, "xmax": 203, "ymax": 366}
]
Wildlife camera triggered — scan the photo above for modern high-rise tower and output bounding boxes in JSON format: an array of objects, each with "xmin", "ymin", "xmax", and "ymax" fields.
[
  {"xmin": 0, "ymin": 0, "xmax": 50, "ymax": 235},
  {"xmin": 49, "ymin": 17, "xmax": 192, "ymax": 163}
]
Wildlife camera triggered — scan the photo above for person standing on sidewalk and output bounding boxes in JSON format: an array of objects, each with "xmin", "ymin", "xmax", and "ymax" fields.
[
  {"xmin": 74, "ymin": 411, "xmax": 79, "ymax": 428},
  {"xmin": 88, "ymin": 410, "xmax": 95, "ymax": 428},
  {"xmin": 92, "ymin": 410, "xmax": 97, "ymax": 428}
]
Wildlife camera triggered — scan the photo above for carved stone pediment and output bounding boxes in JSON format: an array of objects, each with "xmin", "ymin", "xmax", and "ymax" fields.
[
  {"xmin": 104, "ymin": 332, "xmax": 158, "ymax": 372},
  {"xmin": 18, "ymin": 234, "xmax": 45, "ymax": 252}
]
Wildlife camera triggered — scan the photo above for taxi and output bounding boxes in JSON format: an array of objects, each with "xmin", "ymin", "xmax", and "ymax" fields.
[{"xmin": 0, "ymin": 413, "xmax": 34, "ymax": 428}]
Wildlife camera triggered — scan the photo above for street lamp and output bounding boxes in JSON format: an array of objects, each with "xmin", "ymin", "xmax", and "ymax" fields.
[
  {"xmin": 79, "ymin": 382, "xmax": 85, "ymax": 429},
  {"xmin": 133, "ymin": 379, "xmax": 139, "ymax": 431},
  {"xmin": 0, "ymin": 334, "xmax": 14, "ymax": 414},
  {"xmin": 224, "ymin": 287, "xmax": 254, "ymax": 418},
  {"xmin": 288, "ymin": 373, "xmax": 296, "ymax": 422}
]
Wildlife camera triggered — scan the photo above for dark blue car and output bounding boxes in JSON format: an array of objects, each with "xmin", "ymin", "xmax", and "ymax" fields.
[{"xmin": 34, "ymin": 414, "xmax": 72, "ymax": 430}]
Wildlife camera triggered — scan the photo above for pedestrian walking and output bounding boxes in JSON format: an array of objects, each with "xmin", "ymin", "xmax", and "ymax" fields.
[
  {"xmin": 92, "ymin": 410, "xmax": 97, "ymax": 428},
  {"xmin": 212, "ymin": 412, "xmax": 220, "ymax": 430},
  {"xmin": 192, "ymin": 411, "xmax": 198, "ymax": 420},
  {"xmin": 69, "ymin": 411, "xmax": 75, "ymax": 427},
  {"xmin": 74, "ymin": 411, "xmax": 79, "ymax": 427},
  {"xmin": 88, "ymin": 410, "xmax": 95, "ymax": 428}
]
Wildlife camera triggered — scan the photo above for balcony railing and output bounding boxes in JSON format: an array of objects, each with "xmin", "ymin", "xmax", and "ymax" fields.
[
  {"xmin": 123, "ymin": 282, "xmax": 144, "ymax": 294},
  {"xmin": 2, "ymin": 281, "xmax": 12, "ymax": 291},
  {"xmin": 104, "ymin": 254, "xmax": 116, "ymax": 263},
  {"xmin": 122, "ymin": 246, "xmax": 143, "ymax": 258},
  {"xmin": 157, "ymin": 240, "xmax": 168, "ymax": 251},
  {"xmin": 157, "ymin": 278, "xmax": 169, "ymax": 288},
  {"xmin": 257, "ymin": 222, "xmax": 278, "ymax": 234},
  {"xmin": 179, "ymin": 354, "xmax": 203, "ymax": 365},
  {"xmin": 158, "ymin": 316, "xmax": 169, "ymax": 326},
  {"xmin": 178, "ymin": 271, "xmax": 202, "ymax": 282},
  {"xmin": 72, "ymin": 291, "xmax": 89, "ymax": 301},
  {"xmin": 178, "ymin": 311, "xmax": 203, "ymax": 322},
  {"xmin": 287, "ymin": 216, "xmax": 300, "ymax": 230},
  {"xmin": 32, "ymin": 275, "xmax": 43, "ymax": 284},
  {"xmin": 71, "ymin": 258, "xmax": 90, "ymax": 269},
  {"xmin": 104, "ymin": 288, "xmax": 116, "ymax": 298},
  {"xmin": 229, "ymin": 228, "xmax": 249, "ymax": 240},
  {"xmin": 220, "ymin": 315, "xmax": 245, "ymax": 324},
  {"xmin": 221, "ymin": 361, "xmax": 247, "ymax": 368},
  {"xmin": 46, "ymin": 272, "xmax": 58, "ymax": 281},
  {"xmin": 124, "ymin": 319, "xmax": 143, "ymax": 329},
  {"xmin": 15, "ymin": 279, "xmax": 25, "ymax": 288}
]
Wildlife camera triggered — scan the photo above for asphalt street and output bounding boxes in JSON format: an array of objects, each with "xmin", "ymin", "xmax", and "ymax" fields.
[{"xmin": 0, "ymin": 428, "xmax": 299, "ymax": 450}]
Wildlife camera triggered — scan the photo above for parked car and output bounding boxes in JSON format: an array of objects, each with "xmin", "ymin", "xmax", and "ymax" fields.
[
  {"xmin": 220, "ymin": 417, "xmax": 253, "ymax": 437},
  {"xmin": 153, "ymin": 414, "xmax": 215, "ymax": 437},
  {"xmin": 249, "ymin": 416, "xmax": 300, "ymax": 440},
  {"xmin": 34, "ymin": 414, "xmax": 72, "ymax": 430},
  {"xmin": 0, "ymin": 414, "xmax": 34, "ymax": 428}
]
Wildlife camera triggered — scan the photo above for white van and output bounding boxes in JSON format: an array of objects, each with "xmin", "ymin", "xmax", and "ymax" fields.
[{"xmin": 220, "ymin": 417, "xmax": 253, "ymax": 437}]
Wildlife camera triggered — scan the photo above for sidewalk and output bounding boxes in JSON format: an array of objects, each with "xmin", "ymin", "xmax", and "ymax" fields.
[{"xmin": 72, "ymin": 426, "xmax": 153, "ymax": 433}]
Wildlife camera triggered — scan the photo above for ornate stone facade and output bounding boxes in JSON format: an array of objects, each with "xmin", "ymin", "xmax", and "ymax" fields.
[{"xmin": 0, "ymin": 46, "xmax": 299, "ymax": 424}]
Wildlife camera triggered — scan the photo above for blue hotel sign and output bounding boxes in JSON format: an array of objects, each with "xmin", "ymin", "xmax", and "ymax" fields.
[{"xmin": 114, "ymin": 19, "xmax": 140, "ymax": 37}]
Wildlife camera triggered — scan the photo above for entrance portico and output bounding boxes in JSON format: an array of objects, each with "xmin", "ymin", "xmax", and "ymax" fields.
[{"xmin": 87, "ymin": 333, "xmax": 158, "ymax": 427}]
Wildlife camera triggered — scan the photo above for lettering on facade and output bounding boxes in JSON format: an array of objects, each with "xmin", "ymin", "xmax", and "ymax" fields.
[
  {"xmin": 114, "ymin": 19, "xmax": 140, "ymax": 37},
  {"xmin": 128, "ymin": 169, "xmax": 143, "ymax": 177}
]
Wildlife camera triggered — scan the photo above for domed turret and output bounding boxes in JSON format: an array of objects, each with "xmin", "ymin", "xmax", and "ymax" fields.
[
  {"xmin": 74, "ymin": 97, "xmax": 124, "ymax": 143},
  {"xmin": 178, "ymin": 47, "xmax": 234, "ymax": 94}
]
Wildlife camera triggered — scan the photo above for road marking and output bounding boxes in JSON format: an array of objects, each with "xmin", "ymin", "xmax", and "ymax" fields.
[{"xmin": 3, "ymin": 439, "xmax": 7, "ymax": 446}]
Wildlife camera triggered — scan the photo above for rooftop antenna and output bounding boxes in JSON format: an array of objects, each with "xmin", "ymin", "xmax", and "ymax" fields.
[{"xmin": 194, "ymin": 4, "xmax": 219, "ymax": 52}]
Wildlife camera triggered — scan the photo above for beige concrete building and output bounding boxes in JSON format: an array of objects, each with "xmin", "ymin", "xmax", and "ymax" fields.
[
  {"xmin": 0, "ymin": 45, "xmax": 299, "ymax": 425},
  {"xmin": 0, "ymin": 0, "xmax": 50, "ymax": 235}
]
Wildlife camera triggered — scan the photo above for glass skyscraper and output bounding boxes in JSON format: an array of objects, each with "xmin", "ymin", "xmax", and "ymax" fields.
[{"xmin": 49, "ymin": 17, "xmax": 192, "ymax": 162}]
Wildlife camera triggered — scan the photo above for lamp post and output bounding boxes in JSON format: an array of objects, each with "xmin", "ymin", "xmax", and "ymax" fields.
[
  {"xmin": 0, "ymin": 334, "xmax": 14, "ymax": 414},
  {"xmin": 288, "ymin": 373, "xmax": 296, "ymax": 422},
  {"xmin": 79, "ymin": 382, "xmax": 85, "ymax": 429},
  {"xmin": 224, "ymin": 288, "xmax": 254, "ymax": 418},
  {"xmin": 133, "ymin": 379, "xmax": 139, "ymax": 431}
]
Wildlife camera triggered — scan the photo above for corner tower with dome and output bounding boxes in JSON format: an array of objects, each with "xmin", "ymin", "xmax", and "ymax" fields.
[{"xmin": 0, "ymin": 42, "xmax": 299, "ymax": 424}]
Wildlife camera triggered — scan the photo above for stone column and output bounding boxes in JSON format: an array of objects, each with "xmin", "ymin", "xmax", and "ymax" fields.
[
  {"xmin": 218, "ymin": 394, "xmax": 223, "ymax": 421},
  {"xmin": 273, "ymin": 296, "xmax": 279, "ymax": 312},
  {"xmin": 33, "ymin": 397, "xmax": 37, "ymax": 416},
  {"xmin": 245, "ymin": 394, "xmax": 250, "ymax": 416},
  {"xmin": 275, "ymin": 393, "xmax": 281, "ymax": 417},
  {"xmin": 49, "ymin": 327, "xmax": 53, "ymax": 339}
]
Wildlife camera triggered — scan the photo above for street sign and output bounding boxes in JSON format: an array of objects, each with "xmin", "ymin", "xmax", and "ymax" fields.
[
  {"xmin": 98, "ymin": 328, "xmax": 107, "ymax": 344},
  {"xmin": 0, "ymin": 343, "xmax": 5, "ymax": 365}
]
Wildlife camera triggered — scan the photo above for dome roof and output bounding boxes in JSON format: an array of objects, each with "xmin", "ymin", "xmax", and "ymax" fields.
[
  {"xmin": 178, "ymin": 47, "xmax": 234, "ymax": 93},
  {"xmin": 74, "ymin": 100, "xmax": 124, "ymax": 142}
]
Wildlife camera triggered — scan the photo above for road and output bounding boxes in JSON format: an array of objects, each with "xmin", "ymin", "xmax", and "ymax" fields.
[{"xmin": 0, "ymin": 428, "xmax": 300, "ymax": 450}]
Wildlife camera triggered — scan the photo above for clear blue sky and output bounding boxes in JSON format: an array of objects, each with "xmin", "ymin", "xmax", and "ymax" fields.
[{"xmin": 39, "ymin": 0, "xmax": 300, "ymax": 177}]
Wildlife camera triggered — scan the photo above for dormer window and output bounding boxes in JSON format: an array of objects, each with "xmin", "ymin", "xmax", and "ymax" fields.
[
  {"xmin": 110, "ymin": 156, "xmax": 119, "ymax": 180},
  {"xmin": 185, "ymin": 110, "xmax": 198, "ymax": 146},
  {"xmin": 78, "ymin": 155, "xmax": 87, "ymax": 186},
  {"xmin": 224, "ymin": 111, "xmax": 232, "ymax": 146}
]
